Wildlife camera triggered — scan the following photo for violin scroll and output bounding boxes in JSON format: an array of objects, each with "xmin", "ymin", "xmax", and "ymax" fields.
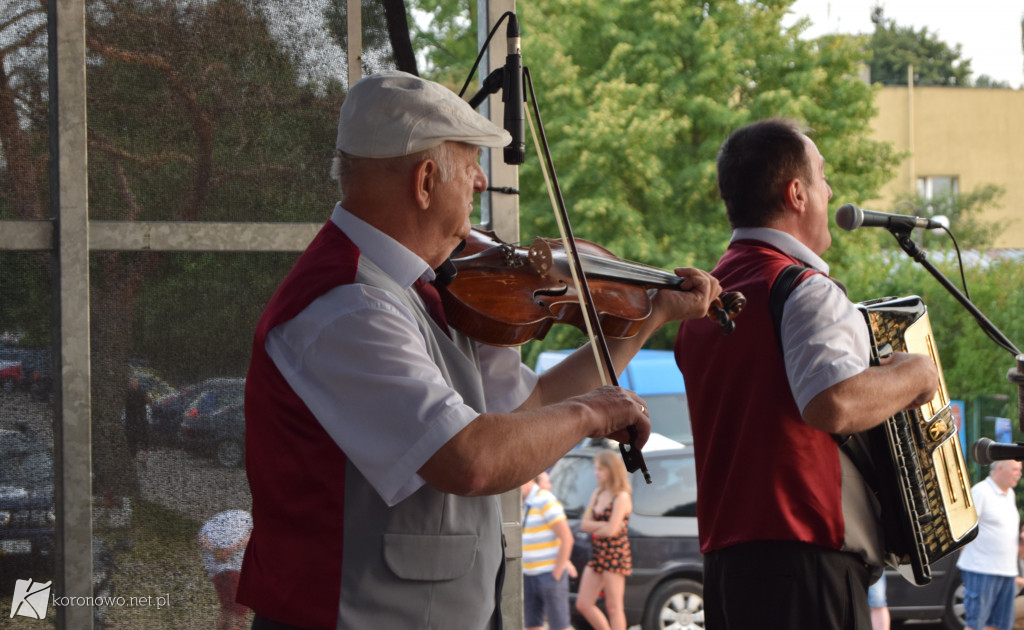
[{"xmin": 708, "ymin": 291, "xmax": 746, "ymax": 335}]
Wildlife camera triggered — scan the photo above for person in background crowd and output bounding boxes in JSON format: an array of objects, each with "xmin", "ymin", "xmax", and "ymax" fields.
[
  {"xmin": 675, "ymin": 118, "xmax": 939, "ymax": 629},
  {"xmin": 199, "ymin": 509, "xmax": 253, "ymax": 630},
  {"xmin": 237, "ymin": 70, "xmax": 721, "ymax": 630},
  {"xmin": 576, "ymin": 450, "xmax": 633, "ymax": 630},
  {"xmin": 869, "ymin": 573, "xmax": 890, "ymax": 630},
  {"xmin": 957, "ymin": 459, "xmax": 1022, "ymax": 630},
  {"xmin": 1014, "ymin": 526, "xmax": 1024, "ymax": 621},
  {"xmin": 522, "ymin": 472, "xmax": 576, "ymax": 630},
  {"xmin": 124, "ymin": 376, "xmax": 150, "ymax": 470}
]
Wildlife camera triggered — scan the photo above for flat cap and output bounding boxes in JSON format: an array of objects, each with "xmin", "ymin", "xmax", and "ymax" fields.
[{"xmin": 336, "ymin": 71, "xmax": 512, "ymax": 158}]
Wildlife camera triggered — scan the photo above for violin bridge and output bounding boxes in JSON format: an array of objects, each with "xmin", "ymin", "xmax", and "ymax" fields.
[{"xmin": 528, "ymin": 238, "xmax": 553, "ymax": 277}]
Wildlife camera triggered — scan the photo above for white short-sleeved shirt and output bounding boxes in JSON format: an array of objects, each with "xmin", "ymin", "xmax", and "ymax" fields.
[
  {"xmin": 731, "ymin": 228, "xmax": 871, "ymax": 411},
  {"xmin": 731, "ymin": 228, "xmax": 881, "ymax": 564},
  {"xmin": 957, "ymin": 476, "xmax": 1021, "ymax": 577},
  {"xmin": 266, "ymin": 205, "xmax": 538, "ymax": 506}
]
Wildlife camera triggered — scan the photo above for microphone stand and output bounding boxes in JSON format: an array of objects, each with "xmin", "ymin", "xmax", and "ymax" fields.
[
  {"xmin": 886, "ymin": 226, "xmax": 1024, "ymax": 448},
  {"xmin": 467, "ymin": 69, "xmax": 505, "ymax": 110}
]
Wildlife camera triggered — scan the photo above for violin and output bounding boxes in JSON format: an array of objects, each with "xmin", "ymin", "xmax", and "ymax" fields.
[{"xmin": 436, "ymin": 227, "xmax": 745, "ymax": 347}]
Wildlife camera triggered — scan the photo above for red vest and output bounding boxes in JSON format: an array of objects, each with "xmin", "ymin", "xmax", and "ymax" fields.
[
  {"xmin": 674, "ymin": 240, "xmax": 844, "ymax": 554},
  {"xmin": 237, "ymin": 221, "xmax": 356, "ymax": 628}
]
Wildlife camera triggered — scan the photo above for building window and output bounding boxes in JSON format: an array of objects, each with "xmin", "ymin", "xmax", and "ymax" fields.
[{"xmin": 917, "ymin": 176, "xmax": 959, "ymax": 200}]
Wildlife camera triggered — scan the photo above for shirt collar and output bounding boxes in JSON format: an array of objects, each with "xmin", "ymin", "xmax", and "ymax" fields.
[
  {"xmin": 985, "ymin": 475, "xmax": 1011, "ymax": 496},
  {"xmin": 524, "ymin": 484, "xmax": 541, "ymax": 505},
  {"xmin": 330, "ymin": 203, "xmax": 434, "ymax": 288},
  {"xmin": 731, "ymin": 227, "xmax": 830, "ymax": 275}
]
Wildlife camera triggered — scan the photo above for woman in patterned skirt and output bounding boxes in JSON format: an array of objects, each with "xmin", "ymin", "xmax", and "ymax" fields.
[{"xmin": 576, "ymin": 450, "xmax": 633, "ymax": 630}]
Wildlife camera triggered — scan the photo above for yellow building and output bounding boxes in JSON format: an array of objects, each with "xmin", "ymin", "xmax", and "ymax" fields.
[{"xmin": 869, "ymin": 86, "xmax": 1024, "ymax": 248}]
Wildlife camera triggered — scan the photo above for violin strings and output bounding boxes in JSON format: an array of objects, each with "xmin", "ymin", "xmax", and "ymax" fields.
[{"xmin": 549, "ymin": 249, "xmax": 680, "ymax": 287}]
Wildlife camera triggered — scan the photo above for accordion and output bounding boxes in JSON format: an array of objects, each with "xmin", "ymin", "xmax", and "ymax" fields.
[{"xmin": 855, "ymin": 295, "xmax": 978, "ymax": 586}]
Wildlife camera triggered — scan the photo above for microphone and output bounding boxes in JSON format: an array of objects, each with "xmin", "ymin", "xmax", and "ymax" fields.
[
  {"xmin": 971, "ymin": 437, "xmax": 1024, "ymax": 466},
  {"xmin": 835, "ymin": 203, "xmax": 944, "ymax": 232},
  {"xmin": 502, "ymin": 13, "xmax": 525, "ymax": 165}
]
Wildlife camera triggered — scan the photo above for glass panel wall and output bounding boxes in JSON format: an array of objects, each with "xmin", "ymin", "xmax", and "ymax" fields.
[
  {"xmin": 0, "ymin": 251, "xmax": 56, "ymax": 627},
  {"xmin": 2, "ymin": 1, "xmax": 520, "ymax": 626},
  {"xmin": 87, "ymin": 251, "xmax": 295, "ymax": 628}
]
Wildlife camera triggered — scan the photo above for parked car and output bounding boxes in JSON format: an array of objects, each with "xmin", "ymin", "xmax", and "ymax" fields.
[
  {"xmin": 0, "ymin": 425, "xmax": 55, "ymax": 560},
  {"xmin": 548, "ymin": 441, "xmax": 967, "ymax": 630},
  {"xmin": 179, "ymin": 378, "xmax": 246, "ymax": 467},
  {"xmin": 0, "ymin": 424, "xmax": 116, "ymax": 626},
  {"xmin": 0, "ymin": 343, "xmax": 53, "ymax": 400},
  {"xmin": 0, "ymin": 358, "xmax": 22, "ymax": 391},
  {"xmin": 536, "ymin": 349, "xmax": 691, "ymax": 444},
  {"xmin": 149, "ymin": 376, "xmax": 236, "ymax": 447}
]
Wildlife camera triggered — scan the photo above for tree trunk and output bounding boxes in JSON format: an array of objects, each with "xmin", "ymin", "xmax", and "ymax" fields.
[{"xmin": 90, "ymin": 261, "xmax": 140, "ymax": 500}]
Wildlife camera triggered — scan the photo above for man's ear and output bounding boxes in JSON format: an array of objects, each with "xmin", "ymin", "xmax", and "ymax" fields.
[
  {"xmin": 413, "ymin": 158, "xmax": 436, "ymax": 210},
  {"xmin": 783, "ymin": 177, "xmax": 806, "ymax": 214}
]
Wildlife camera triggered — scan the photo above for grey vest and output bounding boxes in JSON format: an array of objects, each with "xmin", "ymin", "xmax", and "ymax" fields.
[{"xmin": 337, "ymin": 258, "xmax": 503, "ymax": 629}]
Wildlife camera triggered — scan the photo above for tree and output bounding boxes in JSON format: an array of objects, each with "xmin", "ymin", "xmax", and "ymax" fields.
[
  {"xmin": 324, "ymin": 0, "xmax": 420, "ymax": 75},
  {"xmin": 866, "ymin": 6, "xmax": 972, "ymax": 86},
  {"xmin": 502, "ymin": 0, "xmax": 900, "ymax": 362},
  {"xmin": 405, "ymin": 0, "xmax": 905, "ymax": 360}
]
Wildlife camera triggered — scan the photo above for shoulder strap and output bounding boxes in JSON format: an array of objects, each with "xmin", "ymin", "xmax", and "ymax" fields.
[
  {"xmin": 769, "ymin": 264, "xmax": 814, "ymax": 352},
  {"xmin": 770, "ymin": 264, "xmax": 882, "ymax": 489}
]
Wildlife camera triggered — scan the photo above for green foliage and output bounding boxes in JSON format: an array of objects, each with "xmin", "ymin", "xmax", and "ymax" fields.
[
  {"xmin": 407, "ymin": 0, "xmax": 479, "ymax": 83},
  {"xmin": 406, "ymin": 0, "xmax": 899, "ymax": 361},
  {"xmin": 847, "ymin": 251, "xmax": 1024, "ymax": 424},
  {"xmin": 0, "ymin": 253, "xmax": 52, "ymax": 346},
  {"xmin": 974, "ymin": 75, "xmax": 1013, "ymax": 89},
  {"xmin": 866, "ymin": 7, "xmax": 972, "ymax": 86},
  {"xmin": 131, "ymin": 252, "xmax": 298, "ymax": 384},
  {"xmin": 85, "ymin": 0, "xmax": 340, "ymax": 224}
]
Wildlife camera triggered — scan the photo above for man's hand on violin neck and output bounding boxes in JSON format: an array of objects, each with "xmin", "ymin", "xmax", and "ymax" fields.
[
  {"xmin": 579, "ymin": 385, "xmax": 651, "ymax": 448},
  {"xmin": 654, "ymin": 267, "xmax": 722, "ymax": 323}
]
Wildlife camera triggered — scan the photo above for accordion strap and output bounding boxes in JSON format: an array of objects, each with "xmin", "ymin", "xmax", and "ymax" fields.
[
  {"xmin": 769, "ymin": 264, "xmax": 883, "ymax": 489},
  {"xmin": 768, "ymin": 264, "xmax": 815, "ymax": 352}
]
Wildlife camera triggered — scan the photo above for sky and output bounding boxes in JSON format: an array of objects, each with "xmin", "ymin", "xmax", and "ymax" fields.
[{"xmin": 785, "ymin": 0, "xmax": 1024, "ymax": 88}]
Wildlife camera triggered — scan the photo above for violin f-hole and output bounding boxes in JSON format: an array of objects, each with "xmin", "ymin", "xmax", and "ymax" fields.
[{"xmin": 533, "ymin": 282, "xmax": 569, "ymax": 299}]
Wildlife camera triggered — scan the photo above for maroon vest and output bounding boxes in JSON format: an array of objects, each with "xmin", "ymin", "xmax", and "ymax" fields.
[
  {"xmin": 237, "ymin": 221, "xmax": 357, "ymax": 628},
  {"xmin": 674, "ymin": 240, "xmax": 844, "ymax": 554}
]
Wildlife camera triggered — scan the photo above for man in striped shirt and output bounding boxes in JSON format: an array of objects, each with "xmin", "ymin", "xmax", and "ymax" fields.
[{"xmin": 522, "ymin": 472, "xmax": 576, "ymax": 630}]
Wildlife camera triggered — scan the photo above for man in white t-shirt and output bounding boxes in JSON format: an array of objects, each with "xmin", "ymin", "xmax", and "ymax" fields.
[{"xmin": 957, "ymin": 460, "xmax": 1022, "ymax": 630}]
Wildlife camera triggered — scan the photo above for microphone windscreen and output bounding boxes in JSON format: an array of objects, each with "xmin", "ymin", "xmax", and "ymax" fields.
[
  {"xmin": 971, "ymin": 437, "xmax": 993, "ymax": 466},
  {"xmin": 835, "ymin": 204, "xmax": 862, "ymax": 231}
]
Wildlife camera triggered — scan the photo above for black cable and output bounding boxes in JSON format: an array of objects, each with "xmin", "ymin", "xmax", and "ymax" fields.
[{"xmin": 458, "ymin": 12, "xmax": 514, "ymax": 99}]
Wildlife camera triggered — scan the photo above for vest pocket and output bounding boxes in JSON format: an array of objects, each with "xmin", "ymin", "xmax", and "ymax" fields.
[{"xmin": 383, "ymin": 533, "xmax": 479, "ymax": 581}]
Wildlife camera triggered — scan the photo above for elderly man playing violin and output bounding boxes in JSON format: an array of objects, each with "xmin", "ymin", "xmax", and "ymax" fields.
[{"xmin": 237, "ymin": 70, "xmax": 720, "ymax": 630}]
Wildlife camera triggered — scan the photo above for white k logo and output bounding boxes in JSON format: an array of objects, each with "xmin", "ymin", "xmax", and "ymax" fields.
[{"xmin": 10, "ymin": 578, "xmax": 52, "ymax": 619}]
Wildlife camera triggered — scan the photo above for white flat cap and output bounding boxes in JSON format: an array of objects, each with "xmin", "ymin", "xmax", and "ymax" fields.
[{"xmin": 335, "ymin": 71, "xmax": 512, "ymax": 158}]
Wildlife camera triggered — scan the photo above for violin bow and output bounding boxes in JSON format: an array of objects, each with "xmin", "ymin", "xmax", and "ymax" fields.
[{"xmin": 522, "ymin": 67, "xmax": 653, "ymax": 484}]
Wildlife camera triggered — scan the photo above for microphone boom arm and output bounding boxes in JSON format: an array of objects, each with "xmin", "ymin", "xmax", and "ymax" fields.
[
  {"xmin": 888, "ymin": 229, "xmax": 1024, "ymax": 431},
  {"xmin": 467, "ymin": 68, "xmax": 505, "ymax": 109}
]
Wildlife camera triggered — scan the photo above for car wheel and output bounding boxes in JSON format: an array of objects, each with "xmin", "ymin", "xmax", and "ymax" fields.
[
  {"xmin": 940, "ymin": 569, "xmax": 965, "ymax": 630},
  {"xmin": 642, "ymin": 577, "xmax": 705, "ymax": 630},
  {"xmin": 216, "ymin": 439, "xmax": 244, "ymax": 468}
]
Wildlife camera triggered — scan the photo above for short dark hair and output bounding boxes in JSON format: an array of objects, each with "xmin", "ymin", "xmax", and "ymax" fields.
[{"xmin": 716, "ymin": 118, "xmax": 813, "ymax": 229}]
